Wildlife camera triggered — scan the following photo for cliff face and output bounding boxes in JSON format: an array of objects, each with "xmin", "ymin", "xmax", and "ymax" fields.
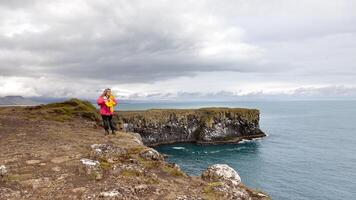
[{"xmin": 115, "ymin": 108, "xmax": 265, "ymax": 146}]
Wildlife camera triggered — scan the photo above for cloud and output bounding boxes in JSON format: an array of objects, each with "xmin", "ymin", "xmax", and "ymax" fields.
[
  {"xmin": 0, "ymin": 0, "xmax": 270, "ymax": 84},
  {"xmin": 117, "ymin": 86, "xmax": 356, "ymax": 101},
  {"xmin": 0, "ymin": 0, "xmax": 355, "ymax": 99}
]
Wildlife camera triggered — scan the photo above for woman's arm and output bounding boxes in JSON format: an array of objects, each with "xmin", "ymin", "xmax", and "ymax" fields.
[{"xmin": 97, "ymin": 96, "xmax": 104, "ymax": 105}]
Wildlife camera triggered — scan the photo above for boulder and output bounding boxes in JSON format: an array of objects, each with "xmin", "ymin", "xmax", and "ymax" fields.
[
  {"xmin": 139, "ymin": 148, "xmax": 164, "ymax": 161},
  {"xmin": 201, "ymin": 164, "xmax": 241, "ymax": 187},
  {"xmin": 79, "ymin": 158, "xmax": 103, "ymax": 180},
  {"xmin": 130, "ymin": 132, "xmax": 144, "ymax": 145},
  {"xmin": 90, "ymin": 144, "xmax": 127, "ymax": 163}
]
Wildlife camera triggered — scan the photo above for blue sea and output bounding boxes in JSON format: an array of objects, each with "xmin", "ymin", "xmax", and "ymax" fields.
[{"xmin": 118, "ymin": 101, "xmax": 356, "ymax": 200}]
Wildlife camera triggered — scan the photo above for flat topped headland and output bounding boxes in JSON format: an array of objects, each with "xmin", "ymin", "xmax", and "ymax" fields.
[
  {"xmin": 0, "ymin": 98, "xmax": 270, "ymax": 200},
  {"xmin": 116, "ymin": 107, "xmax": 266, "ymax": 146}
]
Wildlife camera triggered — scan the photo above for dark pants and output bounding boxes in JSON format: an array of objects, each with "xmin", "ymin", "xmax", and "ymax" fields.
[{"xmin": 101, "ymin": 115, "xmax": 117, "ymax": 131}]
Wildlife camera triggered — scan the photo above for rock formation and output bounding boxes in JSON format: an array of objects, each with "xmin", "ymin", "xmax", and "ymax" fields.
[
  {"xmin": 115, "ymin": 108, "xmax": 266, "ymax": 146},
  {"xmin": 202, "ymin": 164, "xmax": 241, "ymax": 187}
]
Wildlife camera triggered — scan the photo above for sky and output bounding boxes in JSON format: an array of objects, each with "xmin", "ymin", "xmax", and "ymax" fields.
[{"xmin": 0, "ymin": 0, "xmax": 356, "ymax": 100}]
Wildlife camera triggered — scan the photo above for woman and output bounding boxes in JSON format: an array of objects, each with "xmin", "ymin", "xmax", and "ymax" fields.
[{"xmin": 97, "ymin": 88, "xmax": 118, "ymax": 135}]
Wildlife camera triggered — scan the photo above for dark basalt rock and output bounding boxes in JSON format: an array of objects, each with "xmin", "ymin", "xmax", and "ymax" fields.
[{"xmin": 115, "ymin": 108, "xmax": 266, "ymax": 146}]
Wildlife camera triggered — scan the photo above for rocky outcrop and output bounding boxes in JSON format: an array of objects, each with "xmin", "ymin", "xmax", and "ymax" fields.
[
  {"xmin": 115, "ymin": 108, "xmax": 265, "ymax": 146},
  {"xmin": 201, "ymin": 164, "xmax": 269, "ymax": 199},
  {"xmin": 0, "ymin": 165, "xmax": 8, "ymax": 178},
  {"xmin": 79, "ymin": 158, "xmax": 103, "ymax": 180},
  {"xmin": 201, "ymin": 164, "xmax": 241, "ymax": 187},
  {"xmin": 139, "ymin": 148, "xmax": 165, "ymax": 161},
  {"xmin": 90, "ymin": 143, "xmax": 128, "ymax": 163}
]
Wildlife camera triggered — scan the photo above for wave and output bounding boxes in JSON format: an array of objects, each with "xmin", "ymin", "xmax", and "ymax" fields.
[
  {"xmin": 172, "ymin": 147, "xmax": 186, "ymax": 150},
  {"xmin": 239, "ymin": 137, "xmax": 263, "ymax": 144}
]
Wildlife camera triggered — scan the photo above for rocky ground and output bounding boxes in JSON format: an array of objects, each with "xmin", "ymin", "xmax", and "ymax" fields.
[{"xmin": 0, "ymin": 99, "xmax": 271, "ymax": 200}]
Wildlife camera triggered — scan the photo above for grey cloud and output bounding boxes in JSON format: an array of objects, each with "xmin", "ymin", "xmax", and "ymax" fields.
[
  {"xmin": 124, "ymin": 86, "xmax": 356, "ymax": 101},
  {"xmin": 0, "ymin": 0, "xmax": 284, "ymax": 83},
  {"xmin": 0, "ymin": 0, "xmax": 355, "ymax": 99},
  {"xmin": 292, "ymin": 86, "xmax": 356, "ymax": 97},
  {"xmin": 0, "ymin": 0, "xmax": 39, "ymax": 9}
]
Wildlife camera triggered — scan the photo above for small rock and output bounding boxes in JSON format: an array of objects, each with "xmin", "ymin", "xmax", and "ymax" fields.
[
  {"xmin": 175, "ymin": 195, "xmax": 203, "ymax": 200},
  {"xmin": 2, "ymin": 157, "xmax": 18, "ymax": 164},
  {"xmin": 79, "ymin": 158, "xmax": 103, "ymax": 180},
  {"xmin": 26, "ymin": 160, "xmax": 41, "ymax": 165},
  {"xmin": 0, "ymin": 165, "xmax": 8, "ymax": 177},
  {"xmin": 52, "ymin": 166, "xmax": 61, "ymax": 172},
  {"xmin": 172, "ymin": 163, "xmax": 182, "ymax": 171},
  {"xmin": 72, "ymin": 187, "xmax": 87, "ymax": 193},
  {"xmin": 257, "ymin": 192, "xmax": 268, "ymax": 197},
  {"xmin": 56, "ymin": 173, "xmax": 69, "ymax": 181},
  {"xmin": 51, "ymin": 156, "xmax": 70, "ymax": 164},
  {"xmin": 139, "ymin": 148, "xmax": 164, "ymax": 161},
  {"xmin": 99, "ymin": 190, "xmax": 121, "ymax": 198},
  {"xmin": 134, "ymin": 184, "xmax": 148, "ymax": 192},
  {"xmin": 90, "ymin": 144, "xmax": 111, "ymax": 152},
  {"xmin": 201, "ymin": 164, "xmax": 241, "ymax": 187}
]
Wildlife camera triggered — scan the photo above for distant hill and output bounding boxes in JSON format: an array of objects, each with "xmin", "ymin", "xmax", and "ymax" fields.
[{"xmin": 0, "ymin": 95, "xmax": 41, "ymax": 105}]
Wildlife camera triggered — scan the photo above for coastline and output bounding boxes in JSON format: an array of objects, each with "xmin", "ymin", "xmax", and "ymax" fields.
[{"xmin": 0, "ymin": 99, "xmax": 270, "ymax": 199}]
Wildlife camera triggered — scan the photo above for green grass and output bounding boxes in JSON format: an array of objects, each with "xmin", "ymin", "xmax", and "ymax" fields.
[
  {"xmin": 144, "ymin": 177, "xmax": 160, "ymax": 184},
  {"xmin": 201, "ymin": 182, "xmax": 226, "ymax": 200},
  {"xmin": 3, "ymin": 173, "xmax": 33, "ymax": 182},
  {"xmin": 99, "ymin": 160, "xmax": 112, "ymax": 170},
  {"xmin": 26, "ymin": 98, "xmax": 101, "ymax": 122},
  {"xmin": 162, "ymin": 165, "xmax": 185, "ymax": 177},
  {"xmin": 121, "ymin": 169, "xmax": 143, "ymax": 177},
  {"xmin": 115, "ymin": 107, "xmax": 259, "ymax": 126}
]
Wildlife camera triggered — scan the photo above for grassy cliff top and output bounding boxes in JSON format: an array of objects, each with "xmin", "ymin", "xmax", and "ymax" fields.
[
  {"xmin": 24, "ymin": 98, "xmax": 101, "ymax": 122},
  {"xmin": 21, "ymin": 98, "xmax": 261, "ymax": 124},
  {"xmin": 116, "ymin": 107, "xmax": 260, "ymax": 123}
]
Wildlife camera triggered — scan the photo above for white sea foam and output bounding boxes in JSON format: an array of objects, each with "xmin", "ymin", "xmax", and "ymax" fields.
[
  {"xmin": 209, "ymin": 150, "xmax": 223, "ymax": 154},
  {"xmin": 239, "ymin": 137, "xmax": 262, "ymax": 144},
  {"xmin": 172, "ymin": 147, "xmax": 185, "ymax": 150}
]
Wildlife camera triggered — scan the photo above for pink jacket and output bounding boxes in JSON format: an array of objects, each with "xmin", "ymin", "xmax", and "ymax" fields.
[{"xmin": 97, "ymin": 96, "xmax": 118, "ymax": 115}]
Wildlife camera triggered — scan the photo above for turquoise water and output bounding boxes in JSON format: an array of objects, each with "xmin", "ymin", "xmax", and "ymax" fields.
[{"xmin": 119, "ymin": 101, "xmax": 356, "ymax": 200}]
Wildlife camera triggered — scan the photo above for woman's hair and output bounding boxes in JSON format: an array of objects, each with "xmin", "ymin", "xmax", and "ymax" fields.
[{"xmin": 102, "ymin": 88, "xmax": 111, "ymax": 96}]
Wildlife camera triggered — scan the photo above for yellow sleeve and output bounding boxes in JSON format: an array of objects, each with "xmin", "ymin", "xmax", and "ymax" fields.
[
  {"xmin": 105, "ymin": 101, "xmax": 115, "ymax": 107},
  {"xmin": 109, "ymin": 95, "xmax": 117, "ymax": 106}
]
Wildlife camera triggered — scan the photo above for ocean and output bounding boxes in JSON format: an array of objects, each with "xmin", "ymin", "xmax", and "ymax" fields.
[{"xmin": 119, "ymin": 100, "xmax": 356, "ymax": 200}]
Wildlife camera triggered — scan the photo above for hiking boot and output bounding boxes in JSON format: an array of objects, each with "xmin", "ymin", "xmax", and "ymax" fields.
[
  {"xmin": 112, "ymin": 130, "xmax": 116, "ymax": 135},
  {"xmin": 105, "ymin": 130, "xmax": 110, "ymax": 135}
]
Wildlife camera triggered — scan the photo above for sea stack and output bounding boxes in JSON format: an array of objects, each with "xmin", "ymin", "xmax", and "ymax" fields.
[{"xmin": 115, "ymin": 108, "xmax": 266, "ymax": 146}]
